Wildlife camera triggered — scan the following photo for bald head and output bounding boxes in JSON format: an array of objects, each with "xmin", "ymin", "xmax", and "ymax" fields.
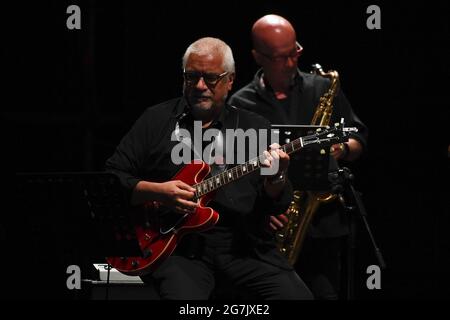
[{"xmin": 252, "ymin": 15, "xmax": 296, "ymax": 52}]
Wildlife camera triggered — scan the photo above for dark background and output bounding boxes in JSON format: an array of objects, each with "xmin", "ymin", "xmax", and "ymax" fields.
[{"xmin": 1, "ymin": 1, "xmax": 448, "ymax": 299}]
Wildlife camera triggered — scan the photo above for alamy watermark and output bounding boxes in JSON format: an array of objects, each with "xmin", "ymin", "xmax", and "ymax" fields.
[
  {"xmin": 366, "ymin": 264, "xmax": 381, "ymax": 290},
  {"xmin": 66, "ymin": 265, "xmax": 81, "ymax": 290},
  {"xmin": 171, "ymin": 121, "xmax": 281, "ymax": 176},
  {"xmin": 67, "ymin": 5, "xmax": 380, "ymax": 31},
  {"xmin": 366, "ymin": 5, "xmax": 381, "ymax": 30},
  {"xmin": 66, "ymin": 5, "xmax": 81, "ymax": 30}
]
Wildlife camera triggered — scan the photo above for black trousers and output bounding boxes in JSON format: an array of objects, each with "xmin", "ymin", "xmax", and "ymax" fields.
[{"xmin": 147, "ymin": 245, "xmax": 313, "ymax": 300}]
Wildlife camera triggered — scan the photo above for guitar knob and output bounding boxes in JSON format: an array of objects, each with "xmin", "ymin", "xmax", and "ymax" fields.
[
  {"xmin": 142, "ymin": 249, "xmax": 152, "ymax": 259},
  {"xmin": 131, "ymin": 260, "xmax": 139, "ymax": 268}
]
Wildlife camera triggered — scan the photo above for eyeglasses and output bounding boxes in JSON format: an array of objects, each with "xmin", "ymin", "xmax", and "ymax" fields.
[
  {"xmin": 257, "ymin": 41, "xmax": 303, "ymax": 63},
  {"xmin": 183, "ymin": 69, "xmax": 229, "ymax": 89}
]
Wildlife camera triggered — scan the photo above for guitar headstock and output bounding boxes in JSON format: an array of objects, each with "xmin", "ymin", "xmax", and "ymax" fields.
[{"xmin": 302, "ymin": 119, "xmax": 358, "ymax": 147}]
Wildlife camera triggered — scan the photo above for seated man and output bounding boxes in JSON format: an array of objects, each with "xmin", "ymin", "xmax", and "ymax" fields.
[{"xmin": 105, "ymin": 37, "xmax": 313, "ymax": 300}]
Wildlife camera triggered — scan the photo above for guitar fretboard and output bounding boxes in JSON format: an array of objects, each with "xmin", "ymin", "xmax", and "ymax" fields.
[{"xmin": 193, "ymin": 136, "xmax": 306, "ymax": 198}]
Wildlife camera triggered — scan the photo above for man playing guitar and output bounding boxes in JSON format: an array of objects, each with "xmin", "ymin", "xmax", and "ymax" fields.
[{"xmin": 105, "ymin": 37, "xmax": 313, "ymax": 300}]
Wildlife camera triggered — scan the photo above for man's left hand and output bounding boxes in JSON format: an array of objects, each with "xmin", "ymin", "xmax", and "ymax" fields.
[
  {"xmin": 261, "ymin": 143, "xmax": 290, "ymax": 176},
  {"xmin": 330, "ymin": 143, "xmax": 347, "ymax": 160}
]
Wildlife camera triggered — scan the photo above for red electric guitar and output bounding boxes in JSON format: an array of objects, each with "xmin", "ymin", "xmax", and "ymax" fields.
[{"xmin": 106, "ymin": 123, "xmax": 356, "ymax": 276}]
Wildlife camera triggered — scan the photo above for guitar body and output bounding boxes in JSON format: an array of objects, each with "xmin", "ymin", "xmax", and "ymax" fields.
[{"xmin": 106, "ymin": 161, "xmax": 219, "ymax": 276}]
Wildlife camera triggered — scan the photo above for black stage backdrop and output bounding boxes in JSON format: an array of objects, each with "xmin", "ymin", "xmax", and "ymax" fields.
[{"xmin": 1, "ymin": 1, "xmax": 448, "ymax": 300}]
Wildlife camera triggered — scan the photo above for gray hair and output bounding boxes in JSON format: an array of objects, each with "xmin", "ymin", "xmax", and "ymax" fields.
[{"xmin": 182, "ymin": 37, "xmax": 235, "ymax": 73}]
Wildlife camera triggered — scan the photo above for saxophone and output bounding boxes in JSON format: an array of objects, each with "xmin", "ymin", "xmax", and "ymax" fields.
[{"xmin": 276, "ymin": 64, "xmax": 340, "ymax": 266}]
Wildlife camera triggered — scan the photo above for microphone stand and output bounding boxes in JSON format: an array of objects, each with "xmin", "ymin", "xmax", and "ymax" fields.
[{"xmin": 329, "ymin": 167, "xmax": 386, "ymax": 299}]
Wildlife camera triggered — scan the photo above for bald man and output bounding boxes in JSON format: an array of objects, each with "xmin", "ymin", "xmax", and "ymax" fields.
[
  {"xmin": 229, "ymin": 15, "xmax": 368, "ymax": 299},
  {"xmin": 251, "ymin": 14, "xmax": 300, "ymax": 100}
]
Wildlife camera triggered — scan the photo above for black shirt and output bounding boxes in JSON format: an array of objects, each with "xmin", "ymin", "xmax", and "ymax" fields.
[
  {"xmin": 105, "ymin": 97, "xmax": 294, "ymax": 269},
  {"xmin": 229, "ymin": 69, "xmax": 369, "ymax": 237}
]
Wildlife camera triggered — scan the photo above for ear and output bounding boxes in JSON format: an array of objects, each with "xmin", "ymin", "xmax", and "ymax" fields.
[
  {"xmin": 227, "ymin": 72, "xmax": 235, "ymax": 90},
  {"xmin": 252, "ymin": 49, "xmax": 262, "ymax": 66}
]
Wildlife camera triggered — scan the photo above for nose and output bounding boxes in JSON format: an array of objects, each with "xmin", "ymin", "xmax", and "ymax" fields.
[
  {"xmin": 195, "ymin": 76, "xmax": 209, "ymax": 90},
  {"xmin": 285, "ymin": 56, "xmax": 297, "ymax": 68}
]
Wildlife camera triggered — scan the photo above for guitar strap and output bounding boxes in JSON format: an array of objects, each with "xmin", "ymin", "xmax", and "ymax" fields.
[{"xmin": 209, "ymin": 105, "xmax": 239, "ymax": 177}]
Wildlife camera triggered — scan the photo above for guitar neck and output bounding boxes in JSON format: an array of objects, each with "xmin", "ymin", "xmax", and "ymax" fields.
[{"xmin": 193, "ymin": 135, "xmax": 307, "ymax": 199}]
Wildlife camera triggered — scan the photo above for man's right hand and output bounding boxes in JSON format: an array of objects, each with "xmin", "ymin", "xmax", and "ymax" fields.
[
  {"xmin": 155, "ymin": 180, "xmax": 198, "ymax": 215},
  {"xmin": 132, "ymin": 180, "xmax": 198, "ymax": 215}
]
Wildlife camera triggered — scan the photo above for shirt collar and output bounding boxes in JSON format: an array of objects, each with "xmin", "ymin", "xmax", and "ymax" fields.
[
  {"xmin": 253, "ymin": 68, "xmax": 303, "ymax": 95},
  {"xmin": 172, "ymin": 97, "xmax": 190, "ymax": 120}
]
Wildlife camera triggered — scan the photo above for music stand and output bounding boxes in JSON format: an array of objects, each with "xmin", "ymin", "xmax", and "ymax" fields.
[
  {"xmin": 14, "ymin": 172, "xmax": 141, "ymax": 299},
  {"xmin": 271, "ymin": 125, "xmax": 385, "ymax": 299},
  {"xmin": 328, "ymin": 167, "xmax": 386, "ymax": 299},
  {"xmin": 271, "ymin": 124, "xmax": 331, "ymax": 190}
]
